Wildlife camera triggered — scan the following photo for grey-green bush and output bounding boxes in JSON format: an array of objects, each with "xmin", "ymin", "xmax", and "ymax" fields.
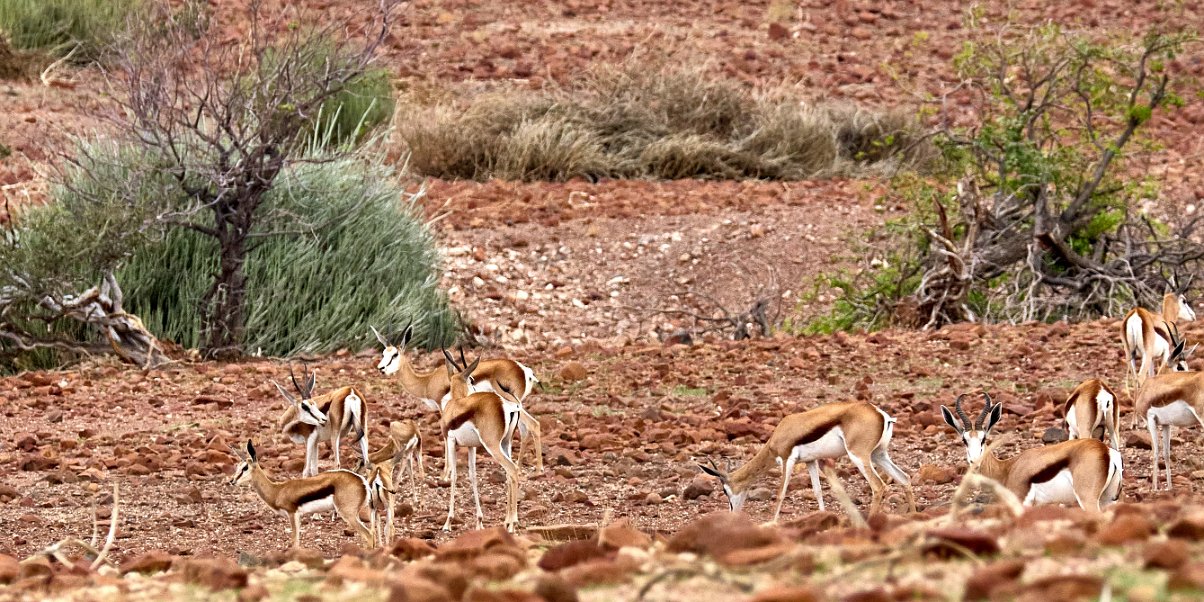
[
  {"xmin": 0, "ymin": 0, "xmax": 138, "ymax": 61},
  {"xmin": 115, "ymin": 155, "xmax": 458, "ymax": 356}
]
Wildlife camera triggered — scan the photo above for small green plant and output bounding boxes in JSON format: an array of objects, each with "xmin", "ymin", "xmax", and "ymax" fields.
[
  {"xmin": 0, "ymin": 0, "xmax": 139, "ymax": 62},
  {"xmin": 671, "ymin": 385, "xmax": 709, "ymax": 397}
]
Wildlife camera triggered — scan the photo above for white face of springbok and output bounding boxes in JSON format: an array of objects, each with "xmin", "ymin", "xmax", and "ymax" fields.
[
  {"xmin": 273, "ymin": 377, "xmax": 327, "ymax": 428},
  {"xmin": 372, "ymin": 326, "xmax": 409, "ymax": 376},
  {"xmin": 1178, "ymin": 295, "xmax": 1197, "ymax": 322},
  {"xmin": 228, "ymin": 440, "xmax": 258, "ymax": 486},
  {"xmin": 941, "ymin": 393, "xmax": 1002, "ymax": 464},
  {"xmin": 697, "ymin": 459, "xmax": 748, "ymax": 512}
]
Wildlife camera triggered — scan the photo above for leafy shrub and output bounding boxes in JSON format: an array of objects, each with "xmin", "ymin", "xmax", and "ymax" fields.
[
  {"xmin": 115, "ymin": 154, "xmax": 458, "ymax": 356},
  {"xmin": 0, "ymin": 0, "xmax": 138, "ymax": 62},
  {"xmin": 310, "ymin": 66, "xmax": 396, "ymax": 147}
]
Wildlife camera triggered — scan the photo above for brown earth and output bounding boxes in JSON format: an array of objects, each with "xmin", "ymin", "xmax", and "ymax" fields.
[{"xmin": 4, "ymin": 0, "xmax": 1204, "ymax": 600}]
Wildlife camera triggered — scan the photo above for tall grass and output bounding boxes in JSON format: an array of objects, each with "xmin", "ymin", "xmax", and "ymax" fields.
[
  {"xmin": 114, "ymin": 155, "xmax": 458, "ymax": 356},
  {"xmin": 396, "ymin": 62, "xmax": 932, "ymax": 182},
  {"xmin": 0, "ymin": 0, "xmax": 138, "ymax": 62},
  {"xmin": 310, "ymin": 67, "xmax": 396, "ymax": 147}
]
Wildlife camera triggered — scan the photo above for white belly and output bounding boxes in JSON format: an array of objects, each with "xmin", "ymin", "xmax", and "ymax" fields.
[
  {"xmin": 296, "ymin": 497, "xmax": 335, "ymax": 516},
  {"xmin": 1024, "ymin": 469, "xmax": 1078, "ymax": 506},
  {"xmin": 450, "ymin": 422, "xmax": 482, "ymax": 448},
  {"xmin": 1149, "ymin": 400, "xmax": 1200, "ymax": 428},
  {"xmin": 787, "ymin": 426, "xmax": 847, "ymax": 463}
]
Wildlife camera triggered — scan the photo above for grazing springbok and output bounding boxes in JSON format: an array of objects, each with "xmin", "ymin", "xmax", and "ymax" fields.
[
  {"xmin": 697, "ymin": 401, "xmax": 916, "ymax": 521},
  {"xmin": 356, "ymin": 420, "xmax": 425, "ymax": 544},
  {"xmin": 439, "ymin": 351, "xmax": 527, "ymax": 532},
  {"xmin": 229, "ymin": 440, "xmax": 376, "ymax": 549},
  {"xmin": 1063, "ymin": 378, "xmax": 1120, "ymax": 450},
  {"xmin": 371, "ymin": 326, "xmax": 543, "ymax": 473},
  {"xmin": 942, "ymin": 393, "xmax": 1122, "ymax": 511},
  {"xmin": 274, "ymin": 364, "xmax": 369, "ymax": 477},
  {"xmin": 1123, "ymin": 292, "xmax": 1196, "ymax": 385}
]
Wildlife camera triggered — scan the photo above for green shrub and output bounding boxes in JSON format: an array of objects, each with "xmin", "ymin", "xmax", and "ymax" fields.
[
  {"xmin": 310, "ymin": 67, "xmax": 396, "ymax": 147},
  {"xmin": 0, "ymin": 0, "xmax": 138, "ymax": 62},
  {"xmin": 115, "ymin": 155, "xmax": 458, "ymax": 356}
]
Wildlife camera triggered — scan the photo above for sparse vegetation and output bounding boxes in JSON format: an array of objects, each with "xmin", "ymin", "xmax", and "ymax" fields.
[
  {"xmin": 397, "ymin": 61, "xmax": 932, "ymax": 182},
  {"xmin": 809, "ymin": 22, "xmax": 1201, "ymax": 331},
  {"xmin": 0, "ymin": 0, "xmax": 138, "ymax": 62},
  {"xmin": 310, "ymin": 66, "xmax": 395, "ymax": 147}
]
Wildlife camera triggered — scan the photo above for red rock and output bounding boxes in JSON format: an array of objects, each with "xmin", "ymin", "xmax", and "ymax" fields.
[
  {"xmin": 786, "ymin": 511, "xmax": 842, "ymax": 537},
  {"xmin": 462, "ymin": 587, "xmax": 542, "ymax": 602},
  {"xmin": 667, "ymin": 512, "xmax": 783, "ymax": 563},
  {"xmin": 286, "ymin": 547, "xmax": 325, "ymax": 569},
  {"xmin": 238, "ymin": 584, "xmax": 269, "ymax": 602},
  {"xmin": 437, "ymin": 527, "xmax": 520, "ymax": 561},
  {"xmin": 1018, "ymin": 574, "xmax": 1103, "ymax": 599},
  {"xmin": 1125, "ymin": 431, "xmax": 1152, "ymax": 449},
  {"xmin": 1168, "ymin": 512, "xmax": 1204, "ymax": 540},
  {"xmin": 598, "ymin": 518, "xmax": 651, "ymax": 550},
  {"xmin": 767, "ymin": 23, "xmax": 789, "ymax": 41},
  {"xmin": 923, "ymin": 528, "xmax": 1000, "ymax": 558},
  {"xmin": 558, "ymin": 362, "xmax": 587, "ymax": 382},
  {"xmin": 390, "ymin": 538, "xmax": 437, "ymax": 561},
  {"xmin": 14, "ymin": 434, "xmax": 37, "ymax": 452},
  {"xmin": 388, "ymin": 575, "xmax": 454, "ymax": 602},
  {"xmin": 1145, "ymin": 539, "xmax": 1190, "ymax": 570},
  {"xmin": 682, "ymin": 476, "xmax": 715, "ymax": 500},
  {"xmin": 843, "ymin": 589, "xmax": 890, "ymax": 602},
  {"xmin": 533, "ymin": 574, "xmax": 578, "ymax": 602},
  {"xmin": 560, "ymin": 556, "xmax": 639, "ymax": 588},
  {"xmin": 18, "ymin": 555, "xmax": 52, "ymax": 580},
  {"xmin": 1169, "ymin": 562, "xmax": 1204, "ymax": 591},
  {"xmin": 19, "ymin": 453, "xmax": 58, "ymax": 471},
  {"xmin": 121, "ymin": 550, "xmax": 175, "ymax": 574},
  {"xmin": 180, "ymin": 558, "xmax": 248, "ymax": 590},
  {"xmin": 538, "ymin": 540, "xmax": 610, "ymax": 571},
  {"xmin": 0, "ymin": 554, "xmax": 18, "ymax": 584},
  {"xmin": 720, "ymin": 542, "xmax": 796, "ymax": 566},
  {"xmin": 0, "ymin": 483, "xmax": 20, "ymax": 503},
  {"xmin": 401, "ymin": 563, "xmax": 469, "ymax": 601},
  {"xmin": 963, "ymin": 558, "xmax": 1025, "ymax": 600},
  {"xmin": 1095, "ymin": 514, "xmax": 1155, "ymax": 546},
  {"xmin": 916, "ymin": 464, "xmax": 957, "ymax": 485},
  {"xmin": 470, "ymin": 552, "xmax": 524, "ymax": 580},
  {"xmin": 749, "ymin": 585, "xmax": 820, "ymax": 602}
]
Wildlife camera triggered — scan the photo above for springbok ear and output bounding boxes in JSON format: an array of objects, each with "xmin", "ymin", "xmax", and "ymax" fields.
[
  {"xmin": 370, "ymin": 326, "xmax": 389, "ymax": 347},
  {"xmin": 272, "ymin": 381, "xmax": 297, "ymax": 405},
  {"xmin": 986, "ymin": 403, "xmax": 1003, "ymax": 431},
  {"xmin": 464, "ymin": 356, "xmax": 481, "ymax": 376},
  {"xmin": 246, "ymin": 440, "xmax": 257, "ymax": 462},
  {"xmin": 940, "ymin": 406, "xmax": 961, "ymax": 432},
  {"xmin": 401, "ymin": 323, "xmax": 414, "ymax": 348},
  {"xmin": 442, "ymin": 348, "xmax": 460, "ymax": 371},
  {"xmin": 698, "ymin": 463, "xmax": 724, "ymax": 479},
  {"xmin": 304, "ymin": 371, "xmax": 316, "ymax": 397},
  {"xmin": 229, "ymin": 445, "xmax": 245, "ymax": 460}
]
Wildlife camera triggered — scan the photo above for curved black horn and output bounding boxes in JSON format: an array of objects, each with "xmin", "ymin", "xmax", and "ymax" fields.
[
  {"xmin": 442, "ymin": 348, "xmax": 460, "ymax": 370},
  {"xmin": 458, "ymin": 347, "xmax": 468, "ymax": 372},
  {"xmin": 288, "ymin": 363, "xmax": 304, "ymax": 396},
  {"xmin": 975, "ymin": 391, "xmax": 993, "ymax": 430},
  {"xmin": 953, "ymin": 394, "xmax": 970, "ymax": 428}
]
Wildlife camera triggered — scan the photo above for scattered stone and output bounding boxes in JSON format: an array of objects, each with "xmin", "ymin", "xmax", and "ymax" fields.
[
  {"xmin": 667, "ymin": 512, "xmax": 783, "ymax": 564},
  {"xmin": 0, "ymin": 483, "xmax": 20, "ymax": 503},
  {"xmin": 533, "ymin": 573, "xmax": 579, "ymax": 602},
  {"xmin": 963, "ymin": 559, "xmax": 1025, "ymax": 600},
  {"xmin": 0, "ymin": 554, "xmax": 18, "ymax": 584},
  {"xmin": 682, "ymin": 476, "xmax": 714, "ymax": 500},
  {"xmin": 1019, "ymin": 574, "xmax": 1104, "ymax": 599},
  {"xmin": 1145, "ymin": 539, "xmax": 1190, "ymax": 570},
  {"xmin": 1126, "ymin": 431, "xmax": 1153, "ymax": 450},
  {"xmin": 1095, "ymin": 514, "xmax": 1155, "ymax": 546},
  {"xmin": 538, "ymin": 540, "xmax": 610, "ymax": 571},
  {"xmin": 1169, "ymin": 562, "xmax": 1204, "ymax": 591},
  {"xmin": 559, "ymin": 362, "xmax": 588, "ymax": 382},
  {"xmin": 180, "ymin": 558, "xmax": 248, "ymax": 590},
  {"xmin": 749, "ymin": 585, "xmax": 820, "ymax": 602},
  {"xmin": 767, "ymin": 23, "xmax": 790, "ymax": 41},
  {"xmin": 390, "ymin": 538, "xmax": 437, "ymax": 561},
  {"xmin": 1041, "ymin": 427, "xmax": 1068, "ymax": 443},
  {"xmin": 598, "ymin": 518, "xmax": 652, "ymax": 550},
  {"xmin": 923, "ymin": 528, "xmax": 1000, "ymax": 558},
  {"xmin": 437, "ymin": 526, "xmax": 521, "ymax": 562},
  {"xmin": 388, "ymin": 575, "xmax": 454, "ymax": 602},
  {"xmin": 1168, "ymin": 512, "xmax": 1204, "ymax": 540},
  {"xmin": 916, "ymin": 464, "xmax": 957, "ymax": 485},
  {"xmin": 121, "ymin": 550, "xmax": 175, "ymax": 575}
]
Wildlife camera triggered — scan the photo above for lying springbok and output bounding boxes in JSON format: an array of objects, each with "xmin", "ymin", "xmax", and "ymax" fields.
[
  {"xmin": 371, "ymin": 326, "xmax": 543, "ymax": 473},
  {"xmin": 440, "ymin": 351, "xmax": 526, "ymax": 532},
  {"xmin": 275, "ymin": 364, "xmax": 369, "ymax": 477},
  {"xmin": 698, "ymin": 401, "xmax": 916, "ymax": 521},
  {"xmin": 1063, "ymin": 378, "xmax": 1120, "ymax": 450},
  {"xmin": 229, "ymin": 440, "xmax": 376, "ymax": 549},
  {"xmin": 1123, "ymin": 292, "xmax": 1196, "ymax": 385},
  {"xmin": 942, "ymin": 393, "xmax": 1122, "ymax": 511},
  {"xmin": 356, "ymin": 420, "xmax": 425, "ymax": 544}
]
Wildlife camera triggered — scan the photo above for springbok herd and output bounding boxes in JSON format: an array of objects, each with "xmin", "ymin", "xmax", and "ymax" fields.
[{"xmin": 228, "ymin": 293, "xmax": 1204, "ymax": 550}]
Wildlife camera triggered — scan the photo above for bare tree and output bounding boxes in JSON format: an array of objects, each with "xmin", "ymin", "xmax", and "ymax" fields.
[{"xmin": 82, "ymin": 0, "xmax": 400, "ymax": 356}]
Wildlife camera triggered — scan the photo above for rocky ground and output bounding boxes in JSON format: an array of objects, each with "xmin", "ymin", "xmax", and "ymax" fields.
[{"xmin": 6, "ymin": 0, "xmax": 1204, "ymax": 600}]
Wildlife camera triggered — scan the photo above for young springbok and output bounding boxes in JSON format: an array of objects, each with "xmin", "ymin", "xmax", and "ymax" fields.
[
  {"xmin": 229, "ymin": 440, "xmax": 376, "ymax": 549},
  {"xmin": 942, "ymin": 393, "xmax": 1122, "ymax": 511},
  {"xmin": 1123, "ymin": 292, "xmax": 1196, "ymax": 384},
  {"xmin": 1063, "ymin": 378, "xmax": 1120, "ymax": 450},
  {"xmin": 371, "ymin": 326, "xmax": 543, "ymax": 473},
  {"xmin": 356, "ymin": 420, "xmax": 425, "ymax": 544},
  {"xmin": 274, "ymin": 364, "xmax": 370, "ymax": 477},
  {"xmin": 439, "ymin": 351, "xmax": 525, "ymax": 532},
  {"xmin": 697, "ymin": 401, "xmax": 916, "ymax": 521}
]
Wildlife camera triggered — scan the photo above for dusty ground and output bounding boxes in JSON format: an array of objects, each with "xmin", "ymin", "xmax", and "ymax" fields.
[{"xmin": 6, "ymin": 0, "xmax": 1204, "ymax": 600}]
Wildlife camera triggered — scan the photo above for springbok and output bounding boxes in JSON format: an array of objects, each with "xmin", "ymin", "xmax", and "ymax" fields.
[
  {"xmin": 942, "ymin": 393, "xmax": 1122, "ymax": 511},
  {"xmin": 274, "ymin": 364, "xmax": 369, "ymax": 477},
  {"xmin": 356, "ymin": 420, "xmax": 424, "ymax": 544},
  {"xmin": 1063, "ymin": 378, "xmax": 1120, "ymax": 450},
  {"xmin": 1122, "ymin": 292, "xmax": 1196, "ymax": 385},
  {"xmin": 697, "ymin": 401, "xmax": 916, "ymax": 521}
]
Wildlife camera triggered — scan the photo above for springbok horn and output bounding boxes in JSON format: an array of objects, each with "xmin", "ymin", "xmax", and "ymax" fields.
[
  {"xmin": 976, "ymin": 391, "xmax": 994, "ymax": 430},
  {"xmin": 953, "ymin": 394, "xmax": 970, "ymax": 428}
]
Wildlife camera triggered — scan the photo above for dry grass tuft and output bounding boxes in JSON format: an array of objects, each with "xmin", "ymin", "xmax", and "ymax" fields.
[{"xmin": 395, "ymin": 61, "xmax": 932, "ymax": 182}]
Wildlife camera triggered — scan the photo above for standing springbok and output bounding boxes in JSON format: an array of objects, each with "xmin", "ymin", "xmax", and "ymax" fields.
[
  {"xmin": 371, "ymin": 326, "xmax": 543, "ymax": 473},
  {"xmin": 1133, "ymin": 335, "xmax": 1204, "ymax": 490},
  {"xmin": 697, "ymin": 401, "xmax": 916, "ymax": 521},
  {"xmin": 941, "ymin": 393, "xmax": 1122, "ymax": 511},
  {"xmin": 1123, "ymin": 292, "xmax": 1196, "ymax": 384},
  {"xmin": 1063, "ymin": 378, "xmax": 1120, "ymax": 450},
  {"xmin": 440, "ymin": 351, "xmax": 525, "ymax": 532},
  {"xmin": 229, "ymin": 440, "xmax": 376, "ymax": 550},
  {"xmin": 275, "ymin": 364, "xmax": 370, "ymax": 477},
  {"xmin": 356, "ymin": 420, "xmax": 425, "ymax": 544}
]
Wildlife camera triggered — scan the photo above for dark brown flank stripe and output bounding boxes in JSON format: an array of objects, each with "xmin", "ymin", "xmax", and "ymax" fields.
[
  {"xmin": 445, "ymin": 409, "xmax": 474, "ymax": 434},
  {"xmin": 1028, "ymin": 457, "xmax": 1071, "ymax": 485},
  {"xmin": 792, "ymin": 416, "xmax": 843, "ymax": 447},
  {"xmin": 294, "ymin": 484, "xmax": 337, "ymax": 508}
]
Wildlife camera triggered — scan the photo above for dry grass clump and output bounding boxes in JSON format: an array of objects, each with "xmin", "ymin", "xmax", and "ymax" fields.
[{"xmin": 396, "ymin": 62, "xmax": 931, "ymax": 182}]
